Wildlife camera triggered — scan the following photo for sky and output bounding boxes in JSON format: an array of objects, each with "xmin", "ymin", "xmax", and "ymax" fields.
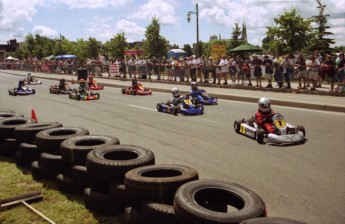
[{"xmin": 0, "ymin": 0, "xmax": 344, "ymax": 48}]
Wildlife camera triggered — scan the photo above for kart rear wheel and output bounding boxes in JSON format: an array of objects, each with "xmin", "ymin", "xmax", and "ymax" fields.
[
  {"xmin": 296, "ymin": 125, "xmax": 306, "ymax": 137},
  {"xmin": 156, "ymin": 103, "xmax": 162, "ymax": 112},
  {"xmin": 32, "ymin": 89, "xmax": 35, "ymax": 94},
  {"xmin": 234, "ymin": 120, "xmax": 241, "ymax": 133},
  {"xmin": 121, "ymin": 88, "xmax": 125, "ymax": 94},
  {"xmin": 69, "ymin": 93, "xmax": 72, "ymax": 99},
  {"xmin": 256, "ymin": 129, "xmax": 264, "ymax": 144}
]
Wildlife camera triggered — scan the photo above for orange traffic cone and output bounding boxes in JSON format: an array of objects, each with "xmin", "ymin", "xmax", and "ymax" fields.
[{"xmin": 31, "ymin": 109, "xmax": 38, "ymax": 122}]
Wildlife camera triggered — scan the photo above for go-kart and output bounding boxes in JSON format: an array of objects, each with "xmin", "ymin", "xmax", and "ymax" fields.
[
  {"xmin": 24, "ymin": 76, "xmax": 42, "ymax": 85},
  {"xmin": 8, "ymin": 86, "xmax": 35, "ymax": 96},
  {"xmin": 69, "ymin": 88, "xmax": 100, "ymax": 100},
  {"xmin": 156, "ymin": 95, "xmax": 204, "ymax": 116},
  {"xmin": 189, "ymin": 89, "xmax": 217, "ymax": 105},
  {"xmin": 121, "ymin": 83, "xmax": 152, "ymax": 95},
  {"xmin": 88, "ymin": 78, "xmax": 104, "ymax": 90},
  {"xmin": 49, "ymin": 84, "xmax": 76, "ymax": 94},
  {"xmin": 234, "ymin": 113, "xmax": 305, "ymax": 144}
]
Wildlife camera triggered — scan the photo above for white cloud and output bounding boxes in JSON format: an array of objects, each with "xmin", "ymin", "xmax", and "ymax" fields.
[
  {"xmin": 50, "ymin": 0, "xmax": 130, "ymax": 9},
  {"xmin": 128, "ymin": 0, "xmax": 179, "ymax": 25},
  {"xmin": 32, "ymin": 25, "xmax": 58, "ymax": 38},
  {"xmin": 116, "ymin": 19, "xmax": 146, "ymax": 35}
]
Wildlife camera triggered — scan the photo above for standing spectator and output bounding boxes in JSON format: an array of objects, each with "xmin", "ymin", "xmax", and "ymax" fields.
[
  {"xmin": 152, "ymin": 57, "xmax": 159, "ymax": 80},
  {"xmin": 229, "ymin": 58, "xmax": 237, "ymax": 85},
  {"xmin": 208, "ymin": 57, "xmax": 217, "ymax": 84},
  {"xmin": 306, "ymin": 55, "xmax": 320, "ymax": 90},
  {"xmin": 321, "ymin": 55, "xmax": 336, "ymax": 92},
  {"xmin": 127, "ymin": 57, "xmax": 135, "ymax": 78},
  {"xmin": 251, "ymin": 54, "xmax": 263, "ymax": 87},
  {"xmin": 281, "ymin": 55, "xmax": 294, "ymax": 89},
  {"xmin": 335, "ymin": 53, "xmax": 345, "ymax": 88},
  {"xmin": 182, "ymin": 57, "xmax": 190, "ymax": 83},
  {"xmin": 273, "ymin": 59, "xmax": 284, "ymax": 88},
  {"xmin": 190, "ymin": 55, "xmax": 198, "ymax": 82},
  {"xmin": 200, "ymin": 55, "xmax": 209, "ymax": 83},
  {"xmin": 263, "ymin": 55, "xmax": 273, "ymax": 88},
  {"xmin": 295, "ymin": 53, "xmax": 307, "ymax": 89},
  {"xmin": 219, "ymin": 56, "xmax": 229, "ymax": 85},
  {"xmin": 215, "ymin": 56, "xmax": 222, "ymax": 84},
  {"xmin": 314, "ymin": 50, "xmax": 323, "ymax": 87},
  {"xmin": 160, "ymin": 56, "xmax": 167, "ymax": 80},
  {"xmin": 234, "ymin": 55, "xmax": 245, "ymax": 85},
  {"xmin": 242, "ymin": 60, "xmax": 251, "ymax": 86}
]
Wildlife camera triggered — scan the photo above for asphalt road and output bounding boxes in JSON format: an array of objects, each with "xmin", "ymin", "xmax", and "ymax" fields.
[{"xmin": 1, "ymin": 72, "xmax": 345, "ymax": 224}]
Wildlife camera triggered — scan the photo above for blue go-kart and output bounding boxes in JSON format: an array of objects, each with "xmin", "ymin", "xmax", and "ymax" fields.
[
  {"xmin": 9, "ymin": 86, "xmax": 35, "ymax": 96},
  {"xmin": 189, "ymin": 89, "xmax": 217, "ymax": 105},
  {"xmin": 156, "ymin": 95, "xmax": 204, "ymax": 116}
]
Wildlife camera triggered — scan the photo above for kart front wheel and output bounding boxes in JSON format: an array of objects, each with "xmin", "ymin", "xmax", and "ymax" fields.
[
  {"xmin": 256, "ymin": 129, "xmax": 264, "ymax": 144},
  {"xmin": 156, "ymin": 103, "xmax": 162, "ymax": 112},
  {"xmin": 234, "ymin": 120, "xmax": 241, "ymax": 133},
  {"xmin": 296, "ymin": 125, "xmax": 306, "ymax": 137},
  {"xmin": 121, "ymin": 88, "xmax": 125, "ymax": 94},
  {"xmin": 32, "ymin": 89, "xmax": 36, "ymax": 94}
]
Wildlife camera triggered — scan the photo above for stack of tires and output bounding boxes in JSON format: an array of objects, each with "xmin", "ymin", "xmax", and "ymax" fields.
[{"xmin": 0, "ymin": 110, "xmax": 307, "ymax": 224}]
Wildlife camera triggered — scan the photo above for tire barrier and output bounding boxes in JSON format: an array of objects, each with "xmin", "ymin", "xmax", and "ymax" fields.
[{"xmin": 0, "ymin": 111, "xmax": 307, "ymax": 223}]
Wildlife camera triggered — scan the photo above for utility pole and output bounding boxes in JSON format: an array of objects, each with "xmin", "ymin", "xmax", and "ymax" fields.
[{"xmin": 187, "ymin": 2, "xmax": 199, "ymax": 57}]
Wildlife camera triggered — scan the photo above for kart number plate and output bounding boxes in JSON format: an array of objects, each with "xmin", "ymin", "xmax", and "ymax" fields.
[
  {"xmin": 184, "ymin": 99, "xmax": 192, "ymax": 105},
  {"xmin": 240, "ymin": 125, "xmax": 246, "ymax": 134},
  {"xmin": 274, "ymin": 119, "xmax": 286, "ymax": 128}
]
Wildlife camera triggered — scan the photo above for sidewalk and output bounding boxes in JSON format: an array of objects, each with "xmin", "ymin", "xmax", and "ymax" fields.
[{"xmin": 2, "ymin": 70, "xmax": 344, "ymax": 113}]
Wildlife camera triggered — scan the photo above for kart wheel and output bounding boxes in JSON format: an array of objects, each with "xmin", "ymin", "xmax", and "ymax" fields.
[
  {"xmin": 256, "ymin": 129, "xmax": 264, "ymax": 144},
  {"xmin": 77, "ymin": 95, "xmax": 81, "ymax": 101},
  {"xmin": 156, "ymin": 103, "xmax": 162, "ymax": 112},
  {"xmin": 234, "ymin": 120, "xmax": 241, "ymax": 133},
  {"xmin": 132, "ymin": 90, "xmax": 136, "ymax": 95},
  {"xmin": 121, "ymin": 88, "xmax": 125, "ymax": 94},
  {"xmin": 296, "ymin": 125, "xmax": 306, "ymax": 137},
  {"xmin": 32, "ymin": 89, "xmax": 35, "ymax": 94},
  {"xmin": 69, "ymin": 93, "xmax": 72, "ymax": 99},
  {"xmin": 14, "ymin": 91, "xmax": 17, "ymax": 96}
]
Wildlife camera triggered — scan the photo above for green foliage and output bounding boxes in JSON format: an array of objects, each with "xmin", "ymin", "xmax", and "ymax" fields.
[
  {"xmin": 142, "ymin": 18, "xmax": 170, "ymax": 58},
  {"xmin": 104, "ymin": 33, "xmax": 127, "ymax": 59},
  {"xmin": 262, "ymin": 8, "xmax": 312, "ymax": 55},
  {"xmin": 171, "ymin": 44, "xmax": 179, "ymax": 49},
  {"xmin": 183, "ymin": 44, "xmax": 193, "ymax": 56},
  {"xmin": 228, "ymin": 23, "xmax": 246, "ymax": 54},
  {"xmin": 308, "ymin": 0, "xmax": 335, "ymax": 55}
]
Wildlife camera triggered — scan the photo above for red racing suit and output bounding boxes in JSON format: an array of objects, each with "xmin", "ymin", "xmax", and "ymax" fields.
[{"xmin": 255, "ymin": 110, "xmax": 276, "ymax": 133}]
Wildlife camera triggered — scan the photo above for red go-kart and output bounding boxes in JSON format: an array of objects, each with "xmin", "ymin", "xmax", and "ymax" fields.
[
  {"xmin": 88, "ymin": 76, "xmax": 104, "ymax": 90},
  {"xmin": 121, "ymin": 83, "xmax": 152, "ymax": 95}
]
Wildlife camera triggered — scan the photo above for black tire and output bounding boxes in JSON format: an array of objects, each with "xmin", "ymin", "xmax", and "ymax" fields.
[
  {"xmin": 31, "ymin": 161, "xmax": 57, "ymax": 180},
  {"xmin": 32, "ymin": 89, "xmax": 35, "ymax": 94},
  {"xmin": 71, "ymin": 165, "xmax": 109, "ymax": 193},
  {"xmin": 256, "ymin": 129, "xmax": 264, "ymax": 144},
  {"xmin": 56, "ymin": 173, "xmax": 84, "ymax": 195},
  {"xmin": 19, "ymin": 142, "xmax": 40, "ymax": 159},
  {"xmin": 15, "ymin": 151, "xmax": 34, "ymax": 167},
  {"xmin": 296, "ymin": 126, "xmax": 306, "ymax": 137},
  {"xmin": 124, "ymin": 164, "xmax": 199, "ymax": 204},
  {"xmin": 121, "ymin": 88, "xmax": 125, "ymax": 94},
  {"xmin": 124, "ymin": 207, "xmax": 152, "ymax": 224},
  {"xmin": 86, "ymin": 144, "xmax": 155, "ymax": 182},
  {"xmin": 83, "ymin": 188, "xmax": 124, "ymax": 215},
  {"xmin": 141, "ymin": 202, "xmax": 177, "ymax": 224},
  {"xmin": 239, "ymin": 217, "xmax": 307, "ymax": 224},
  {"xmin": 14, "ymin": 122, "xmax": 63, "ymax": 143},
  {"xmin": 60, "ymin": 135, "xmax": 120, "ymax": 165},
  {"xmin": 0, "ymin": 138, "xmax": 20, "ymax": 157},
  {"xmin": 69, "ymin": 93, "xmax": 72, "ymax": 99},
  {"xmin": 40, "ymin": 153, "xmax": 71, "ymax": 174},
  {"xmin": 0, "ymin": 112, "xmax": 24, "ymax": 120},
  {"xmin": 109, "ymin": 183, "xmax": 140, "ymax": 207},
  {"xmin": 156, "ymin": 103, "xmax": 162, "ymax": 112},
  {"xmin": 174, "ymin": 180, "xmax": 266, "ymax": 224},
  {"xmin": 0, "ymin": 117, "xmax": 36, "ymax": 141},
  {"xmin": 36, "ymin": 127, "xmax": 89, "ymax": 154},
  {"xmin": 234, "ymin": 120, "xmax": 241, "ymax": 133}
]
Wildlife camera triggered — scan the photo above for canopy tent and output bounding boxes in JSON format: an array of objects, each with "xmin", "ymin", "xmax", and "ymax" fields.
[
  {"xmin": 229, "ymin": 43, "xmax": 263, "ymax": 53},
  {"xmin": 44, "ymin": 55, "xmax": 55, "ymax": 60},
  {"xmin": 167, "ymin": 49, "xmax": 187, "ymax": 59},
  {"xmin": 4, "ymin": 56, "xmax": 19, "ymax": 61},
  {"xmin": 54, "ymin": 54, "xmax": 78, "ymax": 59}
]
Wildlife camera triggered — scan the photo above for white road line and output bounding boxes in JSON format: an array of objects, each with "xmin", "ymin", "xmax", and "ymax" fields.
[
  {"xmin": 199, "ymin": 118, "xmax": 218, "ymax": 123},
  {"xmin": 128, "ymin": 104, "xmax": 157, "ymax": 111}
]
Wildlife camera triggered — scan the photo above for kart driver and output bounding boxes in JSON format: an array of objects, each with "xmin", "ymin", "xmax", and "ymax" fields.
[
  {"xmin": 254, "ymin": 97, "xmax": 277, "ymax": 134},
  {"xmin": 78, "ymin": 79, "xmax": 88, "ymax": 94},
  {"xmin": 59, "ymin": 78, "xmax": 68, "ymax": 91},
  {"xmin": 189, "ymin": 81, "xmax": 200, "ymax": 95},
  {"xmin": 131, "ymin": 78, "xmax": 139, "ymax": 90},
  {"xmin": 167, "ymin": 87, "xmax": 186, "ymax": 115},
  {"xmin": 88, "ymin": 76, "xmax": 97, "ymax": 87},
  {"xmin": 17, "ymin": 80, "xmax": 25, "ymax": 90}
]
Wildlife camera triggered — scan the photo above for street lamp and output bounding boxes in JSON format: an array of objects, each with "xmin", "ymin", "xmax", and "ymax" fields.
[{"xmin": 187, "ymin": 2, "xmax": 199, "ymax": 57}]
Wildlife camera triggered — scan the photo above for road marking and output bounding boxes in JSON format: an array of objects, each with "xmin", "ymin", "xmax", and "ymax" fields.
[
  {"xmin": 199, "ymin": 118, "xmax": 218, "ymax": 123},
  {"xmin": 128, "ymin": 104, "xmax": 157, "ymax": 111}
]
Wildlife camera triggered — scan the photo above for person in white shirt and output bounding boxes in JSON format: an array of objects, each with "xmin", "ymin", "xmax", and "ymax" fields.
[{"xmin": 218, "ymin": 56, "xmax": 229, "ymax": 85}]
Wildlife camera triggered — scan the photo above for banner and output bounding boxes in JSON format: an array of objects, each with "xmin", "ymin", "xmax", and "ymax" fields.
[
  {"xmin": 211, "ymin": 45, "xmax": 226, "ymax": 59},
  {"xmin": 109, "ymin": 64, "xmax": 120, "ymax": 77}
]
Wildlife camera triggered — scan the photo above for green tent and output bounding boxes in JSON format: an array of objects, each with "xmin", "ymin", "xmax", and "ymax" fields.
[
  {"xmin": 229, "ymin": 43, "xmax": 263, "ymax": 53},
  {"xmin": 44, "ymin": 55, "xmax": 55, "ymax": 60}
]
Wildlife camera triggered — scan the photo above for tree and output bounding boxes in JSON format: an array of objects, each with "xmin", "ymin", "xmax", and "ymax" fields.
[
  {"xmin": 86, "ymin": 37, "xmax": 102, "ymax": 59},
  {"xmin": 171, "ymin": 44, "xmax": 179, "ymax": 49},
  {"xmin": 183, "ymin": 44, "xmax": 193, "ymax": 56},
  {"xmin": 104, "ymin": 33, "xmax": 127, "ymax": 59},
  {"xmin": 262, "ymin": 8, "xmax": 312, "ymax": 55},
  {"xmin": 142, "ymin": 18, "xmax": 169, "ymax": 58},
  {"xmin": 228, "ymin": 23, "xmax": 244, "ymax": 50},
  {"xmin": 308, "ymin": 0, "xmax": 335, "ymax": 55}
]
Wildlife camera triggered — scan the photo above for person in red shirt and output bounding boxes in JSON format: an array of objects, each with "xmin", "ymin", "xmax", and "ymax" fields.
[{"xmin": 255, "ymin": 97, "xmax": 277, "ymax": 134}]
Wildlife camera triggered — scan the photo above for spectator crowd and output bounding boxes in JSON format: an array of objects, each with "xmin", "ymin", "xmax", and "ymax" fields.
[{"xmin": 1, "ymin": 51, "xmax": 344, "ymax": 92}]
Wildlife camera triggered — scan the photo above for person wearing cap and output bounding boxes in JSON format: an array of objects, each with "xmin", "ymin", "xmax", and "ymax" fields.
[
  {"xmin": 321, "ymin": 55, "xmax": 336, "ymax": 91},
  {"xmin": 263, "ymin": 55, "xmax": 273, "ymax": 88},
  {"xmin": 251, "ymin": 54, "xmax": 263, "ymax": 87}
]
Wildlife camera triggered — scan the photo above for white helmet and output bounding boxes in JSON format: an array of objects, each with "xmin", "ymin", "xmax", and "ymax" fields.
[
  {"xmin": 171, "ymin": 87, "xmax": 180, "ymax": 98},
  {"xmin": 258, "ymin": 97, "xmax": 271, "ymax": 113}
]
